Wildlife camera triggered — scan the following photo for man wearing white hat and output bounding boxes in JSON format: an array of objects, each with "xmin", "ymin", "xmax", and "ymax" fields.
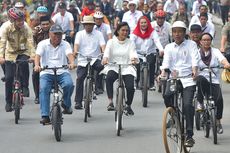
[
  {"xmin": 73, "ymin": 16, "xmax": 105, "ymax": 109},
  {"xmin": 161, "ymin": 21, "xmax": 199, "ymax": 148},
  {"xmin": 122, "ymin": 0, "xmax": 143, "ymax": 33}
]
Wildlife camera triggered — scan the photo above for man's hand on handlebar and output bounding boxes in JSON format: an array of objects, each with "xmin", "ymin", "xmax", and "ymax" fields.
[{"xmin": 34, "ymin": 65, "xmax": 41, "ymax": 72}]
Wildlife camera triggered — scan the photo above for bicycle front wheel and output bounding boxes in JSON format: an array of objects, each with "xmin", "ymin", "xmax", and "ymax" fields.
[
  {"xmin": 84, "ymin": 79, "xmax": 92, "ymax": 122},
  {"xmin": 116, "ymin": 87, "xmax": 123, "ymax": 136},
  {"xmin": 142, "ymin": 67, "xmax": 148, "ymax": 107},
  {"xmin": 13, "ymin": 92, "xmax": 20, "ymax": 124},
  {"xmin": 203, "ymin": 110, "xmax": 210, "ymax": 138},
  {"xmin": 162, "ymin": 107, "xmax": 182, "ymax": 153},
  {"xmin": 210, "ymin": 108, "xmax": 217, "ymax": 144},
  {"xmin": 52, "ymin": 104, "xmax": 62, "ymax": 142}
]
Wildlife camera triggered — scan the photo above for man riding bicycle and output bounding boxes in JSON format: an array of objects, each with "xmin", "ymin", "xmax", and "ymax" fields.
[
  {"xmin": 34, "ymin": 24, "xmax": 75, "ymax": 124},
  {"xmin": 0, "ymin": 8, "xmax": 35, "ymax": 112}
]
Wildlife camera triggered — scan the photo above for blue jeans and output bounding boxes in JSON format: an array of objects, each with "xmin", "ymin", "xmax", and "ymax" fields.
[{"xmin": 39, "ymin": 72, "xmax": 74, "ymax": 117}]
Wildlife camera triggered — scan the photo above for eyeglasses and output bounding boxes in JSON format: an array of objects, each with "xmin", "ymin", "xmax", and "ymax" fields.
[{"xmin": 201, "ymin": 39, "xmax": 211, "ymax": 42}]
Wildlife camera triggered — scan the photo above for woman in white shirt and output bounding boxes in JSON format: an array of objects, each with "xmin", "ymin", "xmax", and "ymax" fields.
[
  {"xmin": 130, "ymin": 16, "xmax": 164, "ymax": 90},
  {"xmin": 196, "ymin": 33, "xmax": 230, "ymax": 134},
  {"xmin": 102, "ymin": 22, "xmax": 138, "ymax": 115}
]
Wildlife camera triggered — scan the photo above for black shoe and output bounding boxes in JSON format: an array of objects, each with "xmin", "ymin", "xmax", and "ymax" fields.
[
  {"xmin": 124, "ymin": 105, "xmax": 134, "ymax": 116},
  {"xmin": 1, "ymin": 76, "xmax": 5, "ymax": 82},
  {"xmin": 95, "ymin": 89, "xmax": 103, "ymax": 95},
  {"xmin": 5, "ymin": 103, "xmax": 13, "ymax": 112},
  {"xmin": 74, "ymin": 103, "xmax": 83, "ymax": 110},
  {"xmin": 107, "ymin": 103, "xmax": 115, "ymax": 111},
  {"xmin": 217, "ymin": 123, "xmax": 223, "ymax": 134},
  {"xmin": 22, "ymin": 87, "xmax": 29, "ymax": 97},
  {"xmin": 61, "ymin": 102, "xmax": 73, "ymax": 114},
  {"xmin": 184, "ymin": 137, "xmax": 195, "ymax": 147},
  {"xmin": 40, "ymin": 116, "xmax": 51, "ymax": 125},
  {"xmin": 34, "ymin": 98, "xmax": 39, "ymax": 104}
]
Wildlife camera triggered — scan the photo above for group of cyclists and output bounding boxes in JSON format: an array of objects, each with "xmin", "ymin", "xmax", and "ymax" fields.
[{"xmin": 0, "ymin": 0, "xmax": 230, "ymax": 149}]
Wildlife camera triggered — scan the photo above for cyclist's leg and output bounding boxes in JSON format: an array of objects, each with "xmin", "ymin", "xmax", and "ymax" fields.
[
  {"xmin": 17, "ymin": 54, "xmax": 30, "ymax": 96},
  {"xmin": 147, "ymin": 53, "xmax": 156, "ymax": 88},
  {"xmin": 135, "ymin": 59, "xmax": 141, "ymax": 89},
  {"xmin": 32, "ymin": 64, "xmax": 40, "ymax": 100},
  {"xmin": 106, "ymin": 70, "xmax": 118, "ymax": 101},
  {"xmin": 58, "ymin": 72, "xmax": 74, "ymax": 108},
  {"xmin": 123, "ymin": 75, "xmax": 135, "ymax": 105},
  {"xmin": 74, "ymin": 66, "xmax": 87, "ymax": 107},
  {"xmin": 4, "ymin": 61, "xmax": 15, "ymax": 111},
  {"xmin": 182, "ymin": 85, "xmax": 196, "ymax": 138},
  {"xmin": 92, "ymin": 59, "xmax": 104, "ymax": 93},
  {"xmin": 39, "ymin": 74, "xmax": 53, "ymax": 117},
  {"xmin": 196, "ymin": 75, "xmax": 209, "ymax": 107},
  {"xmin": 212, "ymin": 84, "xmax": 223, "ymax": 120}
]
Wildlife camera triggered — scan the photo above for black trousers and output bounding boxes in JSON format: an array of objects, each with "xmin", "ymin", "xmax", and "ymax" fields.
[
  {"xmin": 196, "ymin": 75, "xmax": 223, "ymax": 120},
  {"xmin": 136, "ymin": 53, "xmax": 156, "ymax": 87},
  {"xmin": 75, "ymin": 59, "xmax": 104, "ymax": 104},
  {"xmin": 220, "ymin": 5, "xmax": 229, "ymax": 25},
  {"xmin": 5, "ymin": 54, "xmax": 30, "ymax": 104},
  {"xmin": 32, "ymin": 64, "xmax": 39, "ymax": 99},
  {"xmin": 106, "ymin": 70, "xmax": 135, "ymax": 106},
  {"xmin": 163, "ymin": 81, "xmax": 196, "ymax": 137}
]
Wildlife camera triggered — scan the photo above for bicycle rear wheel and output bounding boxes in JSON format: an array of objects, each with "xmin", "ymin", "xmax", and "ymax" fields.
[
  {"xmin": 142, "ymin": 68, "xmax": 148, "ymax": 107},
  {"xmin": 210, "ymin": 108, "xmax": 217, "ymax": 144},
  {"xmin": 52, "ymin": 104, "xmax": 62, "ymax": 142},
  {"xmin": 13, "ymin": 92, "xmax": 20, "ymax": 124},
  {"xmin": 116, "ymin": 87, "xmax": 123, "ymax": 136},
  {"xmin": 162, "ymin": 107, "xmax": 182, "ymax": 153}
]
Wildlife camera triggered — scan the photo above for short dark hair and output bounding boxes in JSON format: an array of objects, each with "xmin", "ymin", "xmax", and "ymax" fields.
[
  {"xmin": 114, "ymin": 22, "xmax": 130, "ymax": 37},
  {"xmin": 200, "ymin": 32, "xmax": 213, "ymax": 41},
  {"xmin": 199, "ymin": 4, "xmax": 208, "ymax": 10},
  {"xmin": 40, "ymin": 15, "xmax": 50, "ymax": 22},
  {"xmin": 199, "ymin": 12, "xmax": 208, "ymax": 19}
]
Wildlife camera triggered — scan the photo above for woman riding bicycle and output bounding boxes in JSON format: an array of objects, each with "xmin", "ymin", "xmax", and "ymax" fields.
[
  {"xmin": 130, "ymin": 16, "xmax": 164, "ymax": 90},
  {"xmin": 196, "ymin": 33, "xmax": 230, "ymax": 134},
  {"xmin": 102, "ymin": 22, "xmax": 138, "ymax": 115}
]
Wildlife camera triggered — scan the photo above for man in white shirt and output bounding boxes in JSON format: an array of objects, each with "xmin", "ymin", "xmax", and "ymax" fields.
[
  {"xmin": 191, "ymin": 0, "xmax": 207, "ymax": 16},
  {"xmin": 73, "ymin": 16, "xmax": 106, "ymax": 109},
  {"xmin": 122, "ymin": 0, "xmax": 143, "ymax": 33},
  {"xmin": 198, "ymin": 12, "xmax": 215, "ymax": 37},
  {"xmin": 161, "ymin": 21, "xmax": 199, "ymax": 148},
  {"xmin": 151, "ymin": 10, "xmax": 171, "ymax": 48},
  {"xmin": 163, "ymin": 0, "xmax": 179, "ymax": 21},
  {"xmin": 34, "ymin": 24, "xmax": 75, "ymax": 124},
  {"xmin": 52, "ymin": 2, "xmax": 75, "ymax": 44}
]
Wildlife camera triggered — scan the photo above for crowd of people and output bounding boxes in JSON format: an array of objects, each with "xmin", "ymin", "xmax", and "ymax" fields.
[{"xmin": 0, "ymin": 0, "xmax": 230, "ymax": 149}]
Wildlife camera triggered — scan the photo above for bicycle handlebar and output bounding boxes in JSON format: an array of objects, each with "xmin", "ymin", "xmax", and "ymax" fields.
[
  {"xmin": 41, "ymin": 65, "xmax": 69, "ymax": 71},
  {"xmin": 200, "ymin": 66, "xmax": 225, "ymax": 71}
]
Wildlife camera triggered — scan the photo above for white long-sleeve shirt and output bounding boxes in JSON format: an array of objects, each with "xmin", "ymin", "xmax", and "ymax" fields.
[
  {"xmin": 122, "ymin": 10, "xmax": 143, "ymax": 33},
  {"xmin": 102, "ymin": 36, "xmax": 138, "ymax": 77},
  {"xmin": 130, "ymin": 30, "xmax": 163, "ymax": 58},
  {"xmin": 192, "ymin": 0, "xmax": 207, "ymax": 15},
  {"xmin": 161, "ymin": 39, "xmax": 200, "ymax": 88},
  {"xmin": 198, "ymin": 48, "xmax": 226, "ymax": 84},
  {"xmin": 151, "ymin": 21, "xmax": 171, "ymax": 48},
  {"xmin": 163, "ymin": 0, "xmax": 179, "ymax": 14}
]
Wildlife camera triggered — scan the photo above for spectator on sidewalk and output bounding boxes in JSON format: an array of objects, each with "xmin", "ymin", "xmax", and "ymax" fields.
[{"xmin": 220, "ymin": 0, "xmax": 230, "ymax": 25}]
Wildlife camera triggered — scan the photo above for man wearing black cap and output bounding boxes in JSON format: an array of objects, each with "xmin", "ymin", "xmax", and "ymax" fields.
[
  {"xmin": 189, "ymin": 24, "xmax": 202, "ymax": 48},
  {"xmin": 34, "ymin": 24, "xmax": 75, "ymax": 124},
  {"xmin": 52, "ymin": 2, "xmax": 75, "ymax": 45},
  {"xmin": 32, "ymin": 15, "xmax": 51, "ymax": 104}
]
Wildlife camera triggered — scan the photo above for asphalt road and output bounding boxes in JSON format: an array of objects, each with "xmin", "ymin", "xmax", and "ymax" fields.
[{"xmin": 0, "ymin": 24, "xmax": 230, "ymax": 153}]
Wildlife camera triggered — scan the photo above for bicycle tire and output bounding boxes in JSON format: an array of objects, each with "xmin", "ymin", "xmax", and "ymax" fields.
[
  {"xmin": 116, "ymin": 87, "xmax": 123, "ymax": 136},
  {"xmin": 162, "ymin": 107, "xmax": 182, "ymax": 153},
  {"xmin": 142, "ymin": 68, "xmax": 148, "ymax": 107},
  {"xmin": 203, "ymin": 110, "xmax": 210, "ymax": 138},
  {"xmin": 84, "ymin": 79, "xmax": 91, "ymax": 122},
  {"xmin": 195, "ymin": 111, "xmax": 201, "ymax": 130},
  {"xmin": 52, "ymin": 104, "xmax": 62, "ymax": 142},
  {"xmin": 210, "ymin": 108, "xmax": 217, "ymax": 144},
  {"xmin": 14, "ymin": 92, "xmax": 20, "ymax": 124}
]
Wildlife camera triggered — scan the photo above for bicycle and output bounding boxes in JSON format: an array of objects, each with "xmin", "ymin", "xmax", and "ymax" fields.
[
  {"xmin": 194, "ymin": 66, "xmax": 224, "ymax": 144},
  {"xmin": 138, "ymin": 52, "xmax": 149, "ymax": 107},
  {"xmin": 162, "ymin": 73, "xmax": 193, "ymax": 153},
  {"xmin": 7, "ymin": 60, "xmax": 29, "ymax": 124},
  {"xmin": 41, "ymin": 65, "xmax": 68, "ymax": 142},
  {"xmin": 107, "ymin": 63, "xmax": 133, "ymax": 136}
]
